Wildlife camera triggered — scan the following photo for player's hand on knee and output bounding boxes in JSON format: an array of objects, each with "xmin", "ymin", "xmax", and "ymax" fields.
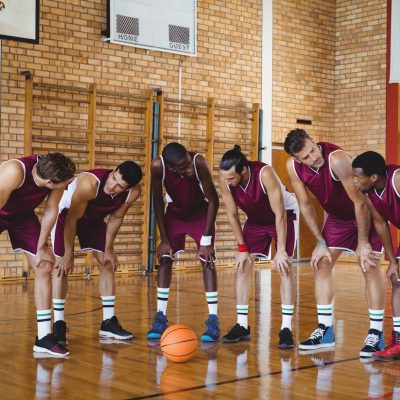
[
  {"xmin": 310, "ymin": 245, "xmax": 332, "ymax": 271},
  {"xmin": 198, "ymin": 245, "xmax": 215, "ymax": 269},
  {"xmin": 273, "ymin": 249, "xmax": 291, "ymax": 276},
  {"xmin": 104, "ymin": 248, "xmax": 118, "ymax": 272},
  {"xmin": 157, "ymin": 241, "xmax": 173, "ymax": 261},
  {"xmin": 357, "ymin": 242, "xmax": 380, "ymax": 272},
  {"xmin": 387, "ymin": 260, "xmax": 400, "ymax": 284},
  {"xmin": 59, "ymin": 253, "xmax": 74, "ymax": 275},
  {"xmin": 236, "ymin": 251, "xmax": 252, "ymax": 273},
  {"xmin": 35, "ymin": 246, "xmax": 55, "ymax": 269}
]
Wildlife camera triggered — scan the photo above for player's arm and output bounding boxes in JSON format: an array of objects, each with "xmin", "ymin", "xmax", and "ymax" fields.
[
  {"xmin": 36, "ymin": 187, "xmax": 66, "ymax": 267},
  {"xmin": 286, "ymin": 158, "xmax": 332, "ymax": 269},
  {"xmin": 194, "ymin": 155, "xmax": 219, "ymax": 236},
  {"xmin": 330, "ymin": 151, "xmax": 379, "ymax": 270},
  {"xmin": 151, "ymin": 157, "xmax": 172, "ymax": 259},
  {"xmin": 261, "ymin": 166, "xmax": 290, "ymax": 275},
  {"xmin": 0, "ymin": 160, "xmax": 24, "ymax": 209},
  {"xmin": 194, "ymin": 155, "xmax": 219, "ymax": 264},
  {"xmin": 365, "ymin": 195, "xmax": 399, "ymax": 281},
  {"xmin": 219, "ymin": 174, "xmax": 251, "ymax": 272},
  {"xmin": 61, "ymin": 174, "xmax": 98, "ymax": 273},
  {"xmin": 104, "ymin": 185, "xmax": 141, "ymax": 271}
]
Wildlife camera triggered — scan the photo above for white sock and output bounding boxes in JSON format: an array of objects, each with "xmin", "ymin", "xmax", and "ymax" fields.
[
  {"xmin": 281, "ymin": 304, "xmax": 294, "ymax": 330},
  {"xmin": 52, "ymin": 299, "xmax": 65, "ymax": 322},
  {"xmin": 237, "ymin": 305, "xmax": 248, "ymax": 329},
  {"xmin": 317, "ymin": 304, "xmax": 333, "ymax": 327},
  {"xmin": 394, "ymin": 316, "xmax": 400, "ymax": 334},
  {"xmin": 157, "ymin": 287, "xmax": 169, "ymax": 315},
  {"xmin": 369, "ymin": 309, "xmax": 384, "ymax": 331},
  {"xmin": 101, "ymin": 296, "xmax": 115, "ymax": 320},
  {"xmin": 206, "ymin": 291, "xmax": 218, "ymax": 315},
  {"xmin": 37, "ymin": 309, "xmax": 51, "ymax": 340}
]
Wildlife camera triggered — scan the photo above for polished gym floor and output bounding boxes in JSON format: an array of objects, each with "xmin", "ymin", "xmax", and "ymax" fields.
[{"xmin": 0, "ymin": 261, "xmax": 398, "ymax": 399}]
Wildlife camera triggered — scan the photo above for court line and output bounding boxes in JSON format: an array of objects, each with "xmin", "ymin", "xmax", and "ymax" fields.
[{"xmin": 126, "ymin": 356, "xmax": 360, "ymax": 399}]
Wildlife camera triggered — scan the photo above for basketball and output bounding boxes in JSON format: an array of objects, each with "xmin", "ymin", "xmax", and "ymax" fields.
[{"xmin": 160, "ymin": 324, "xmax": 198, "ymax": 363}]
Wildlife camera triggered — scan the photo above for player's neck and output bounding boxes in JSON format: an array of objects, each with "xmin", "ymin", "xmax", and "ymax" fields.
[
  {"xmin": 239, "ymin": 168, "xmax": 250, "ymax": 189},
  {"xmin": 375, "ymin": 175, "xmax": 386, "ymax": 192}
]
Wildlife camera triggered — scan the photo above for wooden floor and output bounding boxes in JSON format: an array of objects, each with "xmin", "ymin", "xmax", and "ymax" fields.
[{"xmin": 0, "ymin": 261, "xmax": 399, "ymax": 399}]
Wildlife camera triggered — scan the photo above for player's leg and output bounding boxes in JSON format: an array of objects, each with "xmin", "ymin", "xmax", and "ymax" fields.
[
  {"xmin": 51, "ymin": 209, "xmax": 69, "ymax": 346},
  {"xmin": 299, "ymin": 215, "xmax": 343, "ymax": 350},
  {"xmin": 189, "ymin": 214, "xmax": 220, "ymax": 342},
  {"xmin": 359, "ymin": 227, "xmax": 385, "ymax": 358},
  {"xmin": 223, "ymin": 221, "xmax": 258, "ymax": 343},
  {"xmin": 78, "ymin": 220, "xmax": 132, "ymax": 340},
  {"xmin": 8, "ymin": 214, "xmax": 68, "ymax": 356}
]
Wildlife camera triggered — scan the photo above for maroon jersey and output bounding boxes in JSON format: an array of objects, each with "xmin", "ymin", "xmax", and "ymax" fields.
[
  {"xmin": 161, "ymin": 152, "xmax": 208, "ymax": 220},
  {"xmin": 59, "ymin": 169, "xmax": 130, "ymax": 221},
  {"xmin": 293, "ymin": 142, "xmax": 355, "ymax": 220},
  {"xmin": 367, "ymin": 165, "xmax": 400, "ymax": 228},
  {"xmin": 229, "ymin": 161, "xmax": 298, "ymax": 226},
  {"xmin": 0, "ymin": 155, "xmax": 50, "ymax": 218}
]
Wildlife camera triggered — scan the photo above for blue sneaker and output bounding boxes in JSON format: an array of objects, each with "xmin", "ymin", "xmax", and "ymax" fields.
[
  {"xmin": 359, "ymin": 329, "xmax": 384, "ymax": 358},
  {"xmin": 201, "ymin": 314, "xmax": 220, "ymax": 342},
  {"xmin": 299, "ymin": 323, "xmax": 335, "ymax": 350},
  {"xmin": 147, "ymin": 311, "xmax": 168, "ymax": 339}
]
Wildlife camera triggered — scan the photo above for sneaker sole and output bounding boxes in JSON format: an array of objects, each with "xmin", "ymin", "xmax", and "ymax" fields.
[
  {"xmin": 147, "ymin": 333, "xmax": 162, "ymax": 339},
  {"xmin": 298, "ymin": 342, "xmax": 335, "ymax": 350},
  {"xmin": 99, "ymin": 330, "xmax": 133, "ymax": 340},
  {"xmin": 372, "ymin": 355, "xmax": 396, "ymax": 362},
  {"xmin": 278, "ymin": 343, "xmax": 294, "ymax": 349},
  {"xmin": 360, "ymin": 350, "xmax": 382, "ymax": 358},
  {"xmin": 33, "ymin": 345, "xmax": 69, "ymax": 357},
  {"xmin": 201, "ymin": 335, "xmax": 220, "ymax": 342},
  {"xmin": 222, "ymin": 335, "xmax": 251, "ymax": 343}
]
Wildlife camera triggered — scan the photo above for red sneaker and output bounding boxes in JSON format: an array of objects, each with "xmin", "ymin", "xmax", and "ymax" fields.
[{"xmin": 373, "ymin": 331, "xmax": 400, "ymax": 361}]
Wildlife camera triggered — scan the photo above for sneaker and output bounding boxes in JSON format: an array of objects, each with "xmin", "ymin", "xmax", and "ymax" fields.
[
  {"xmin": 99, "ymin": 316, "xmax": 133, "ymax": 340},
  {"xmin": 359, "ymin": 328, "xmax": 384, "ymax": 358},
  {"xmin": 222, "ymin": 324, "xmax": 251, "ymax": 343},
  {"xmin": 299, "ymin": 324, "xmax": 335, "ymax": 350},
  {"xmin": 201, "ymin": 314, "xmax": 220, "ymax": 342},
  {"xmin": 373, "ymin": 331, "xmax": 400, "ymax": 361},
  {"xmin": 33, "ymin": 334, "xmax": 70, "ymax": 357},
  {"xmin": 147, "ymin": 311, "xmax": 168, "ymax": 339},
  {"xmin": 53, "ymin": 320, "xmax": 68, "ymax": 346},
  {"xmin": 278, "ymin": 328, "xmax": 294, "ymax": 349}
]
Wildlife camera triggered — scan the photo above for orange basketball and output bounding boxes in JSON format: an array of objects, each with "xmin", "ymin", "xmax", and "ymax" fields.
[{"xmin": 160, "ymin": 324, "xmax": 198, "ymax": 362}]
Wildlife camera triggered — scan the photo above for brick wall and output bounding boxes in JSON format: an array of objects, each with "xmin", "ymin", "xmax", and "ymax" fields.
[
  {"xmin": 0, "ymin": 0, "xmax": 262, "ymax": 274},
  {"xmin": 334, "ymin": 0, "xmax": 386, "ymax": 155}
]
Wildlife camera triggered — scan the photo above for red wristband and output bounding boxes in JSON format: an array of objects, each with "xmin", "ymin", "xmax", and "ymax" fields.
[{"xmin": 238, "ymin": 243, "xmax": 249, "ymax": 252}]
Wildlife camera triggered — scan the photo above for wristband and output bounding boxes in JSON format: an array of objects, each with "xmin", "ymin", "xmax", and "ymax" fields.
[
  {"xmin": 200, "ymin": 235, "xmax": 212, "ymax": 246},
  {"xmin": 238, "ymin": 243, "xmax": 249, "ymax": 252},
  {"xmin": 316, "ymin": 241, "xmax": 327, "ymax": 247}
]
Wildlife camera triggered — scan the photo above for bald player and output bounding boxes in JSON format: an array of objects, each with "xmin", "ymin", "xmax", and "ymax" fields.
[
  {"xmin": 147, "ymin": 142, "xmax": 220, "ymax": 342},
  {"xmin": 284, "ymin": 129, "xmax": 385, "ymax": 358}
]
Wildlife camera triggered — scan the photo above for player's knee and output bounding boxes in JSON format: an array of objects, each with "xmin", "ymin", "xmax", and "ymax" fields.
[
  {"xmin": 99, "ymin": 263, "xmax": 113, "ymax": 273},
  {"xmin": 35, "ymin": 261, "xmax": 53, "ymax": 277}
]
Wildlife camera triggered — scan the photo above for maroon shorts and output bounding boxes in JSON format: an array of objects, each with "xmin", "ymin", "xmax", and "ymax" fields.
[
  {"xmin": 243, "ymin": 214, "xmax": 298, "ymax": 259},
  {"xmin": 164, "ymin": 208, "xmax": 215, "ymax": 256},
  {"xmin": 322, "ymin": 214, "xmax": 382, "ymax": 253},
  {"xmin": 0, "ymin": 213, "xmax": 40, "ymax": 255},
  {"xmin": 52, "ymin": 209, "xmax": 106, "ymax": 257}
]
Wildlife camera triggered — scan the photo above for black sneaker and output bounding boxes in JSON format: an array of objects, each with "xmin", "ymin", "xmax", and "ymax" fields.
[
  {"xmin": 279, "ymin": 328, "xmax": 294, "ymax": 349},
  {"xmin": 53, "ymin": 320, "xmax": 68, "ymax": 346},
  {"xmin": 33, "ymin": 334, "xmax": 69, "ymax": 357},
  {"xmin": 359, "ymin": 328, "xmax": 384, "ymax": 358},
  {"xmin": 222, "ymin": 324, "xmax": 251, "ymax": 343},
  {"xmin": 99, "ymin": 316, "xmax": 133, "ymax": 340}
]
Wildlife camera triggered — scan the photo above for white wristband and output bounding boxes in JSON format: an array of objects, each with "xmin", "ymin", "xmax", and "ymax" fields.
[{"xmin": 200, "ymin": 235, "xmax": 212, "ymax": 246}]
